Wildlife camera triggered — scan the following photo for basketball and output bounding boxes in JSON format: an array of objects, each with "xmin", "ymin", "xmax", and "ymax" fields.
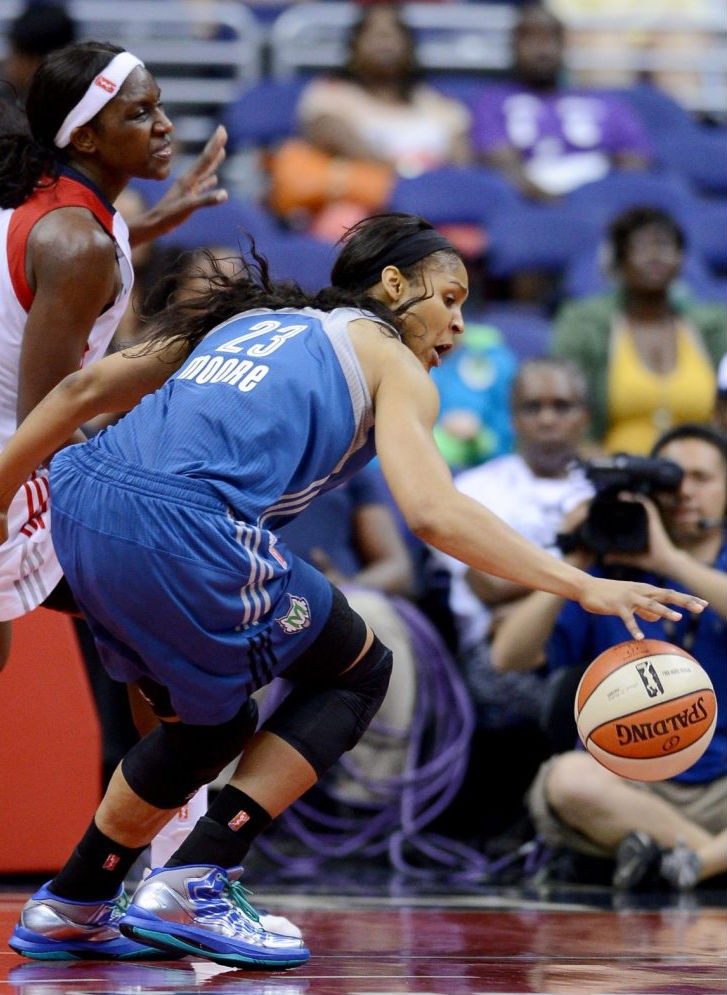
[{"xmin": 574, "ymin": 639, "xmax": 717, "ymax": 781}]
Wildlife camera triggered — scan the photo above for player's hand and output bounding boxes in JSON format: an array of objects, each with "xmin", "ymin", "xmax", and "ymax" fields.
[
  {"xmin": 578, "ymin": 575, "xmax": 707, "ymax": 640},
  {"xmin": 127, "ymin": 125, "xmax": 229, "ymax": 246}
]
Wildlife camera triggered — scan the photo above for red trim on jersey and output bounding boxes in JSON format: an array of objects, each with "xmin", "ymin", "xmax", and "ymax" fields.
[
  {"xmin": 31, "ymin": 478, "xmax": 44, "ymax": 506},
  {"xmin": 19, "ymin": 473, "xmax": 50, "ymax": 535},
  {"xmin": 7, "ymin": 176, "xmax": 115, "ymax": 313},
  {"xmin": 23, "ymin": 482, "xmax": 34, "ymax": 522}
]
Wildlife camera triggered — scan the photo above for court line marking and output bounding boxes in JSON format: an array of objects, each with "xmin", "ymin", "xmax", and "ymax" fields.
[{"xmin": 252, "ymin": 892, "xmax": 601, "ymax": 912}]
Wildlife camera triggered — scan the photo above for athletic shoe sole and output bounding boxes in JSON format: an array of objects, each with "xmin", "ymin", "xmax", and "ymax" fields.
[
  {"xmin": 119, "ymin": 909, "xmax": 310, "ymax": 970},
  {"xmin": 8, "ymin": 925, "xmax": 177, "ymax": 962}
]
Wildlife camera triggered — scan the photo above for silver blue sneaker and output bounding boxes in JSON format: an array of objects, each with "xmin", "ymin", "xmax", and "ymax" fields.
[
  {"xmin": 8, "ymin": 882, "xmax": 178, "ymax": 960},
  {"xmin": 118, "ymin": 865, "xmax": 310, "ymax": 969}
]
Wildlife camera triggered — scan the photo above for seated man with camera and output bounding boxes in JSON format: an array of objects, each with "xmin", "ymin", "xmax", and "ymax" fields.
[{"xmin": 491, "ymin": 424, "xmax": 727, "ymax": 889}]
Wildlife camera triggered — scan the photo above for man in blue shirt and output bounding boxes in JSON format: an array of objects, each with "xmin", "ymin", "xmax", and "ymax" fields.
[{"xmin": 491, "ymin": 423, "xmax": 726, "ymax": 888}]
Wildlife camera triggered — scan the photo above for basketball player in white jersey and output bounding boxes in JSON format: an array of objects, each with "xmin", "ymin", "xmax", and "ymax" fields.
[{"xmin": 0, "ymin": 40, "xmax": 227, "ymax": 875}]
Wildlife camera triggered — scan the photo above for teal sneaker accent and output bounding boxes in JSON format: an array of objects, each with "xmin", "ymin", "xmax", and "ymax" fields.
[{"xmin": 119, "ymin": 865, "xmax": 309, "ymax": 970}]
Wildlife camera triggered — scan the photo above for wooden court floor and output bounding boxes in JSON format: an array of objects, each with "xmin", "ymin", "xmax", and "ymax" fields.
[{"xmin": 1, "ymin": 884, "xmax": 725, "ymax": 995}]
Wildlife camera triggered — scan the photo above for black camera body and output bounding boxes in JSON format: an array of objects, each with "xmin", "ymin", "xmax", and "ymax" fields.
[{"xmin": 558, "ymin": 454, "xmax": 683, "ymax": 556}]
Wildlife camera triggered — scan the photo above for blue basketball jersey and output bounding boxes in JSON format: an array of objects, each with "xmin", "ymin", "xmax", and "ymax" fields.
[
  {"xmin": 49, "ymin": 307, "xmax": 382, "ymax": 722},
  {"xmin": 94, "ymin": 306, "xmax": 377, "ymax": 530}
]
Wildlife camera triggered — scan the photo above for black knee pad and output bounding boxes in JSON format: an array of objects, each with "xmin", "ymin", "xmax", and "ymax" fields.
[
  {"xmin": 262, "ymin": 634, "xmax": 393, "ymax": 778},
  {"xmin": 121, "ymin": 698, "xmax": 258, "ymax": 809}
]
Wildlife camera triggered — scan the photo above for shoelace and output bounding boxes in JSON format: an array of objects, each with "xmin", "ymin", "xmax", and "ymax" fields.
[{"xmin": 225, "ymin": 880, "xmax": 261, "ymax": 925}]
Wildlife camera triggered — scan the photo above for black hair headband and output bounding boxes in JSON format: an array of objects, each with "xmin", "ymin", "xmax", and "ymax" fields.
[{"xmin": 350, "ymin": 229, "xmax": 457, "ymax": 290}]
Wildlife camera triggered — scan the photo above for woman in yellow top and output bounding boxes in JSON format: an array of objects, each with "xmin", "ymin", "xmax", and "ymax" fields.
[{"xmin": 552, "ymin": 206, "xmax": 725, "ymax": 453}]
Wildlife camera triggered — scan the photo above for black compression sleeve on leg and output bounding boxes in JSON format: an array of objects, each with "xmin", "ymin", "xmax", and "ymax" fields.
[
  {"xmin": 262, "ymin": 634, "xmax": 393, "ymax": 777},
  {"xmin": 121, "ymin": 698, "xmax": 259, "ymax": 809}
]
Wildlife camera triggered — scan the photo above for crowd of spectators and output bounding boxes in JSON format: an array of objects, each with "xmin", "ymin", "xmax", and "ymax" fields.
[{"xmin": 2, "ymin": 0, "xmax": 725, "ymax": 890}]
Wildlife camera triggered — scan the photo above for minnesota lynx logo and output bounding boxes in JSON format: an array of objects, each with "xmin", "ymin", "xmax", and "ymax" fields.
[
  {"xmin": 636, "ymin": 660, "xmax": 665, "ymax": 698},
  {"xmin": 276, "ymin": 594, "xmax": 311, "ymax": 634}
]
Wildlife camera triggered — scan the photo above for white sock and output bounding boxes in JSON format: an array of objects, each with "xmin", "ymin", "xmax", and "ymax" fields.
[
  {"xmin": 258, "ymin": 912, "xmax": 303, "ymax": 939},
  {"xmin": 150, "ymin": 785, "xmax": 208, "ymax": 867}
]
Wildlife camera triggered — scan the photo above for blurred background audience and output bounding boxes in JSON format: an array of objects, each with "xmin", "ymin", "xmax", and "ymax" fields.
[
  {"xmin": 552, "ymin": 206, "xmax": 725, "ymax": 453},
  {"xmin": 431, "ymin": 321, "xmax": 517, "ymax": 472},
  {"xmin": 275, "ymin": 3, "xmax": 471, "ymax": 238},
  {"xmin": 471, "ymin": 4, "xmax": 651, "ymax": 202},
  {"xmin": 1, "ymin": 1, "xmax": 75, "ymax": 104}
]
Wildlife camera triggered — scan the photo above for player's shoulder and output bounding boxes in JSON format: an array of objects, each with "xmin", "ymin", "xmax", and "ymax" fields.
[
  {"xmin": 350, "ymin": 316, "xmax": 422, "ymax": 373},
  {"xmin": 29, "ymin": 206, "xmax": 115, "ymax": 264}
]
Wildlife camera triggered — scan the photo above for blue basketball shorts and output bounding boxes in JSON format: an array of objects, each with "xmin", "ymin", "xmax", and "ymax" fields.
[{"xmin": 49, "ymin": 445, "xmax": 333, "ymax": 725}]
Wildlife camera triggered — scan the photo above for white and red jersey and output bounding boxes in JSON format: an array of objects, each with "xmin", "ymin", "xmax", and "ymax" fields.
[{"xmin": 0, "ymin": 168, "xmax": 133, "ymax": 620}]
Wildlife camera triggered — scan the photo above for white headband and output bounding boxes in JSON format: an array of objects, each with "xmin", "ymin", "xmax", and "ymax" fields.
[{"xmin": 54, "ymin": 51, "xmax": 145, "ymax": 149}]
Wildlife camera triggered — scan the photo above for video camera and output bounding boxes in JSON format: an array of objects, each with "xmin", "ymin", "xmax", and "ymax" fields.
[{"xmin": 557, "ymin": 453, "xmax": 683, "ymax": 556}]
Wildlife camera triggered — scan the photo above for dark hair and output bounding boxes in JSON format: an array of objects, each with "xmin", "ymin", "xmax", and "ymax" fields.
[
  {"xmin": 0, "ymin": 91, "xmax": 31, "ymax": 139},
  {"xmin": 609, "ymin": 206, "xmax": 686, "ymax": 266},
  {"xmin": 343, "ymin": 4, "xmax": 420, "ymax": 99},
  {"xmin": 511, "ymin": 356, "xmax": 589, "ymax": 405},
  {"xmin": 651, "ymin": 423, "xmax": 727, "ymax": 467},
  {"xmin": 515, "ymin": 4, "xmax": 565, "ymax": 39},
  {"xmin": 331, "ymin": 212, "xmax": 461, "ymax": 290},
  {"xmin": 10, "ymin": 3, "xmax": 76, "ymax": 57},
  {"xmin": 0, "ymin": 40, "xmax": 123, "ymax": 208},
  {"xmin": 140, "ymin": 238, "xmax": 407, "ymax": 362}
]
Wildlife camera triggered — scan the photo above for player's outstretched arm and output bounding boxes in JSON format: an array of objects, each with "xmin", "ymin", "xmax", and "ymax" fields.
[
  {"xmin": 372, "ymin": 351, "xmax": 708, "ymax": 640},
  {"xmin": 0, "ymin": 344, "xmax": 180, "ymax": 541},
  {"xmin": 127, "ymin": 125, "xmax": 228, "ymax": 247}
]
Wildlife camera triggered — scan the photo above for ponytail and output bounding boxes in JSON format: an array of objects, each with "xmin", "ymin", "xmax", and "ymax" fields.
[{"xmin": 0, "ymin": 133, "xmax": 58, "ymax": 208}]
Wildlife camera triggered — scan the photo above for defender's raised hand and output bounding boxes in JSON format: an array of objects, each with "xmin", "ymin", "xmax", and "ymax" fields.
[{"xmin": 127, "ymin": 125, "xmax": 229, "ymax": 246}]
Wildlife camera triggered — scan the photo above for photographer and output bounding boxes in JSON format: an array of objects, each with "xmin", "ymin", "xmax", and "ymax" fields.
[{"xmin": 491, "ymin": 424, "xmax": 727, "ymax": 888}]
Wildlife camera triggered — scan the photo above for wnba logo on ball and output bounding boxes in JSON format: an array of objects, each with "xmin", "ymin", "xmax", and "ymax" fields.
[
  {"xmin": 615, "ymin": 696, "xmax": 709, "ymax": 745},
  {"xmin": 636, "ymin": 661, "xmax": 664, "ymax": 697}
]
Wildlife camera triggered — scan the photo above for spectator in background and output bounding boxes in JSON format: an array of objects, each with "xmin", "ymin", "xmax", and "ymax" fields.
[
  {"xmin": 281, "ymin": 3, "xmax": 471, "ymax": 238},
  {"xmin": 713, "ymin": 355, "xmax": 727, "ymax": 435},
  {"xmin": 471, "ymin": 4, "xmax": 651, "ymax": 201},
  {"xmin": 298, "ymin": 4, "xmax": 471, "ymax": 175},
  {"xmin": 552, "ymin": 207, "xmax": 726, "ymax": 454},
  {"xmin": 546, "ymin": 0, "xmax": 716, "ymax": 108},
  {"xmin": 491, "ymin": 423, "xmax": 727, "ymax": 888},
  {"xmin": 430, "ymin": 359, "xmax": 594, "ymax": 841},
  {"xmin": 2, "ymin": 3, "xmax": 76, "ymax": 103},
  {"xmin": 436, "ymin": 358, "xmax": 594, "ymax": 724},
  {"xmin": 431, "ymin": 322, "xmax": 517, "ymax": 473}
]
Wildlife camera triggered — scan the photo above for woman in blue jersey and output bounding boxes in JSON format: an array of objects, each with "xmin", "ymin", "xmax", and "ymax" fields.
[{"xmin": 0, "ymin": 213, "xmax": 708, "ymax": 970}]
